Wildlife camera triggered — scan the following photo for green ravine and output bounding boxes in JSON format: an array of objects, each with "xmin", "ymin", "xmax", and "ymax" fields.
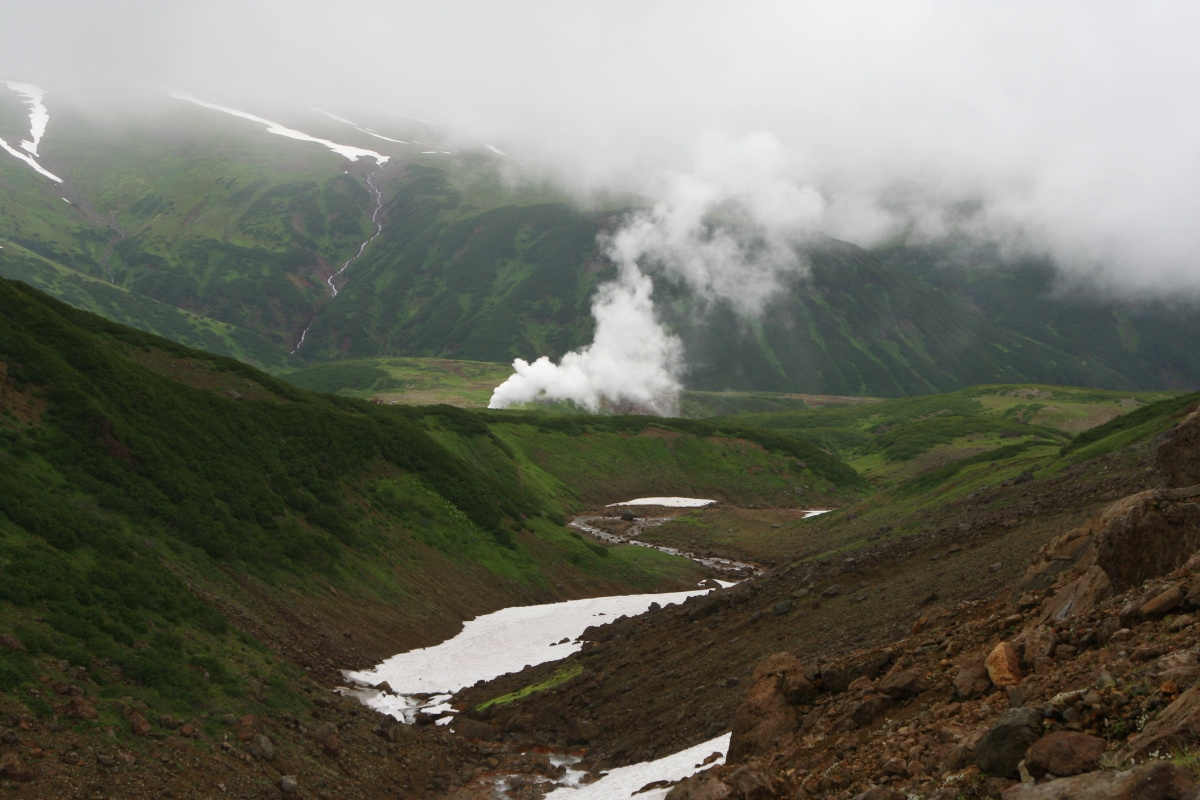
[{"xmin": 0, "ymin": 277, "xmax": 864, "ymax": 721}]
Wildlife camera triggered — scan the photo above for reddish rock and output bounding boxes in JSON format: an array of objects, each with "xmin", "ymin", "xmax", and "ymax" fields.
[
  {"xmin": 130, "ymin": 714, "xmax": 152, "ymax": 736},
  {"xmin": 320, "ymin": 733, "xmax": 340, "ymax": 757},
  {"xmin": 879, "ymin": 667, "xmax": 930, "ymax": 699},
  {"xmin": 728, "ymin": 654, "xmax": 803, "ymax": 762},
  {"xmin": 1142, "ymin": 585, "xmax": 1185, "ymax": 619},
  {"xmin": 1001, "ymin": 761, "xmax": 1195, "ymax": 799},
  {"xmin": 752, "ymin": 651, "xmax": 817, "ymax": 704},
  {"xmin": 180, "ymin": 724, "xmax": 196, "ymax": 738},
  {"xmin": 1025, "ymin": 731, "xmax": 1106, "ymax": 778},
  {"xmin": 852, "ymin": 787, "xmax": 905, "ymax": 800},
  {"xmin": 986, "ymin": 642, "xmax": 1023, "ymax": 688},
  {"xmin": 65, "ymin": 696, "xmax": 97, "ymax": 720}
]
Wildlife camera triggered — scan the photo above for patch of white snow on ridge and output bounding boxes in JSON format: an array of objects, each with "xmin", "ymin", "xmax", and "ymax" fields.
[
  {"xmin": 344, "ymin": 588, "xmax": 707, "ymax": 719},
  {"xmin": 169, "ymin": 91, "xmax": 387, "ymax": 163},
  {"xmin": 483, "ymin": 143, "xmax": 507, "ymax": 156},
  {"xmin": 802, "ymin": 509, "xmax": 833, "ymax": 518},
  {"xmin": 2, "ymin": 82, "xmax": 49, "ymax": 156},
  {"xmin": 312, "ymin": 109, "xmax": 407, "ymax": 143},
  {"xmin": 0, "ymin": 136, "xmax": 62, "ymax": 183},
  {"xmin": 546, "ymin": 733, "xmax": 729, "ymax": 800},
  {"xmin": 606, "ymin": 497, "xmax": 716, "ymax": 508}
]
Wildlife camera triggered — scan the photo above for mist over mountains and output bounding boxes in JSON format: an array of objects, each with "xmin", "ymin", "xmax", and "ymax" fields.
[{"xmin": 3, "ymin": 2, "xmax": 1200, "ymax": 407}]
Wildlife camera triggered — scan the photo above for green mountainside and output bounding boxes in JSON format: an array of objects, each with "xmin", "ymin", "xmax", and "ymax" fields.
[
  {"xmin": 3, "ymin": 87, "xmax": 1200, "ymax": 397},
  {"xmin": 0, "ymin": 277, "xmax": 865, "ymax": 713}
]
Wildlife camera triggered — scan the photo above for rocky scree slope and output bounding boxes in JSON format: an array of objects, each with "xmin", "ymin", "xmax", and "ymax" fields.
[{"xmin": 682, "ymin": 410, "xmax": 1200, "ymax": 798}]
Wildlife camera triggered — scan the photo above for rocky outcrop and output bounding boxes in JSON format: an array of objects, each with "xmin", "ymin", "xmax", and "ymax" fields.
[
  {"xmin": 1158, "ymin": 409, "xmax": 1200, "ymax": 488},
  {"xmin": 727, "ymin": 653, "xmax": 807, "ymax": 762},
  {"xmin": 1000, "ymin": 761, "xmax": 1195, "ymax": 800}
]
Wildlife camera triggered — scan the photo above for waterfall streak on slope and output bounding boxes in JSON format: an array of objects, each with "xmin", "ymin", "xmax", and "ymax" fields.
[{"xmin": 291, "ymin": 165, "xmax": 386, "ymax": 353}]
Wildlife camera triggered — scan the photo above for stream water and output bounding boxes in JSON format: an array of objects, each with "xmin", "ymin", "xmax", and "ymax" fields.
[
  {"xmin": 291, "ymin": 164, "xmax": 386, "ymax": 353},
  {"xmin": 340, "ymin": 498, "xmax": 830, "ymax": 798}
]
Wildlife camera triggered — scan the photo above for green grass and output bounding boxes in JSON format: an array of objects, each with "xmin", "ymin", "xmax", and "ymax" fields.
[{"xmin": 476, "ymin": 663, "xmax": 584, "ymax": 710}]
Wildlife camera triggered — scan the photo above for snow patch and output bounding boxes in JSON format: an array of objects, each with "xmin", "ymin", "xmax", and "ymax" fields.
[
  {"xmin": 802, "ymin": 509, "xmax": 833, "ymax": 518},
  {"xmin": 343, "ymin": 588, "xmax": 708, "ymax": 721},
  {"xmin": 169, "ymin": 91, "xmax": 387, "ymax": 163},
  {"xmin": 312, "ymin": 108, "xmax": 407, "ymax": 143},
  {"xmin": 607, "ymin": 497, "xmax": 716, "ymax": 508},
  {"xmin": 546, "ymin": 733, "xmax": 729, "ymax": 800},
  {"xmin": 484, "ymin": 143, "xmax": 507, "ymax": 156},
  {"xmin": 0, "ymin": 136, "xmax": 62, "ymax": 183},
  {"xmin": 2, "ymin": 81, "xmax": 49, "ymax": 156}
]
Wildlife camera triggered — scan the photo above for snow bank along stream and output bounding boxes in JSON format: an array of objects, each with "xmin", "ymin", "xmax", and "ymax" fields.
[
  {"xmin": 342, "ymin": 584, "xmax": 729, "ymax": 799},
  {"xmin": 574, "ymin": 498, "xmax": 833, "ymax": 579}
]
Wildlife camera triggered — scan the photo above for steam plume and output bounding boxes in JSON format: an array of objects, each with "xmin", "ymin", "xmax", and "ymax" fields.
[{"xmin": 489, "ymin": 133, "xmax": 823, "ymax": 414}]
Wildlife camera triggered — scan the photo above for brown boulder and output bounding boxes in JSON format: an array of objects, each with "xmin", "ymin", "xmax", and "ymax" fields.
[
  {"xmin": 879, "ymin": 667, "xmax": 930, "ymax": 699},
  {"xmin": 1042, "ymin": 565, "xmax": 1112, "ymax": 623},
  {"xmin": 1142, "ymin": 585, "xmax": 1185, "ymax": 619},
  {"xmin": 728, "ymin": 655, "xmax": 801, "ymax": 762},
  {"xmin": 986, "ymin": 642, "xmax": 1023, "ymax": 688},
  {"xmin": 1093, "ymin": 492, "xmax": 1200, "ymax": 591},
  {"xmin": 130, "ymin": 714, "xmax": 152, "ymax": 736},
  {"xmin": 0, "ymin": 752, "xmax": 32, "ymax": 782},
  {"xmin": 665, "ymin": 774, "xmax": 732, "ymax": 800},
  {"xmin": 1017, "ymin": 624, "xmax": 1060, "ymax": 665},
  {"xmin": 1157, "ymin": 409, "xmax": 1200, "ymax": 488},
  {"xmin": 65, "ymin": 696, "xmax": 97, "ymax": 720},
  {"xmin": 1147, "ymin": 650, "xmax": 1200, "ymax": 691},
  {"xmin": 1025, "ymin": 731, "xmax": 1106, "ymax": 779},
  {"xmin": 954, "ymin": 661, "xmax": 993, "ymax": 699},
  {"xmin": 454, "ymin": 718, "xmax": 500, "ymax": 741},
  {"xmin": 1001, "ymin": 761, "xmax": 1194, "ymax": 799},
  {"xmin": 752, "ymin": 651, "xmax": 817, "ymax": 704}
]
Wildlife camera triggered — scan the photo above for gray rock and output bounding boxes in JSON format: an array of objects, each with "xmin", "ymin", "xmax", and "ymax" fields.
[
  {"xmin": 279, "ymin": 775, "xmax": 300, "ymax": 795},
  {"xmin": 253, "ymin": 734, "xmax": 276, "ymax": 761},
  {"xmin": 976, "ymin": 707, "xmax": 1044, "ymax": 778}
]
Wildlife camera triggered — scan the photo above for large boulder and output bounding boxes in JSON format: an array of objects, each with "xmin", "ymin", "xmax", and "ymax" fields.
[
  {"xmin": 820, "ymin": 651, "xmax": 893, "ymax": 694},
  {"xmin": 1041, "ymin": 566, "xmax": 1112, "ymax": 623},
  {"xmin": 1157, "ymin": 409, "xmax": 1200, "ymax": 488},
  {"xmin": 975, "ymin": 707, "xmax": 1043, "ymax": 779},
  {"xmin": 954, "ymin": 659, "xmax": 993, "ymax": 700},
  {"xmin": 879, "ymin": 667, "xmax": 930, "ymax": 699},
  {"xmin": 727, "ymin": 653, "xmax": 805, "ymax": 762},
  {"xmin": 1000, "ymin": 762, "xmax": 1194, "ymax": 799},
  {"xmin": 1024, "ymin": 731, "xmax": 1105, "ymax": 779},
  {"xmin": 1093, "ymin": 492, "xmax": 1200, "ymax": 590},
  {"xmin": 986, "ymin": 642, "xmax": 1023, "ymax": 688}
]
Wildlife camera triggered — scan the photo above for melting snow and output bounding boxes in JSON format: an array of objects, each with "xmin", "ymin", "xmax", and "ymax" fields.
[
  {"xmin": 607, "ymin": 497, "xmax": 716, "ymax": 508},
  {"xmin": 484, "ymin": 143, "xmax": 507, "ymax": 156},
  {"xmin": 2, "ymin": 81, "xmax": 49, "ymax": 156},
  {"xmin": 0, "ymin": 136, "xmax": 62, "ymax": 183},
  {"xmin": 169, "ymin": 91, "xmax": 388, "ymax": 163},
  {"xmin": 312, "ymin": 108, "xmax": 407, "ymax": 143},
  {"xmin": 343, "ymin": 588, "xmax": 709, "ymax": 721},
  {"xmin": 546, "ymin": 733, "xmax": 730, "ymax": 800}
]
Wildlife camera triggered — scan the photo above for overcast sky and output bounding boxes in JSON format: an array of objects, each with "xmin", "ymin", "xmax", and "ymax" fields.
[{"xmin": 4, "ymin": 1, "xmax": 1200, "ymax": 290}]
